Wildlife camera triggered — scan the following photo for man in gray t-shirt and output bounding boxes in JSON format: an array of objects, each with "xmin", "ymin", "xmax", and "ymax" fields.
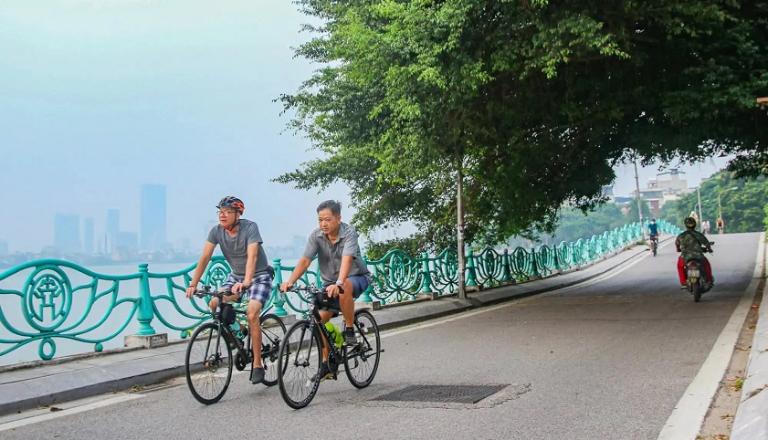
[
  {"xmin": 280, "ymin": 200, "xmax": 371, "ymax": 379},
  {"xmin": 206, "ymin": 219, "xmax": 270, "ymax": 278},
  {"xmin": 185, "ymin": 196, "xmax": 272, "ymax": 385}
]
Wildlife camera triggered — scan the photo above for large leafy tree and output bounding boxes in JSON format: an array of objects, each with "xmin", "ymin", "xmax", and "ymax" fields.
[{"xmin": 277, "ymin": 1, "xmax": 768, "ymax": 250}]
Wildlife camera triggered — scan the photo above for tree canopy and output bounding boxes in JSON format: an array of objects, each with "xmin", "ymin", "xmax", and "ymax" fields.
[{"xmin": 277, "ymin": 0, "xmax": 768, "ymax": 248}]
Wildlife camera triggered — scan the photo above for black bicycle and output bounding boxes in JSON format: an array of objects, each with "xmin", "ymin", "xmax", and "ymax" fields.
[
  {"xmin": 277, "ymin": 285, "xmax": 382, "ymax": 409},
  {"xmin": 185, "ymin": 286, "xmax": 286, "ymax": 404},
  {"xmin": 650, "ymin": 235, "xmax": 659, "ymax": 256}
]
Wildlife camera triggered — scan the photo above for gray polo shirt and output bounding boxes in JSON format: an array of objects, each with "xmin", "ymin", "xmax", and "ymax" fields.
[
  {"xmin": 302, "ymin": 222, "xmax": 370, "ymax": 284},
  {"xmin": 207, "ymin": 219, "xmax": 269, "ymax": 278}
]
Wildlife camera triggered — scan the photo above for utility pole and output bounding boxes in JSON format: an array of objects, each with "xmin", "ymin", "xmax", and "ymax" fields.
[
  {"xmin": 455, "ymin": 155, "xmax": 466, "ymax": 300},
  {"xmin": 697, "ymin": 186, "xmax": 704, "ymax": 232},
  {"xmin": 633, "ymin": 160, "xmax": 645, "ymax": 240}
]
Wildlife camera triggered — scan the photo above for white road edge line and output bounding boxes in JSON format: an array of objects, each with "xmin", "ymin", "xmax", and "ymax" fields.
[
  {"xmin": 0, "ymin": 393, "xmax": 144, "ymax": 432},
  {"xmin": 382, "ymin": 242, "xmax": 663, "ymax": 340},
  {"xmin": 657, "ymin": 232, "xmax": 766, "ymax": 440}
]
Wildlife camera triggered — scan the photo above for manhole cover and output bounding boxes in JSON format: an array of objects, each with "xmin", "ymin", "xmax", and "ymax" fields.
[{"xmin": 372, "ymin": 384, "xmax": 508, "ymax": 404}]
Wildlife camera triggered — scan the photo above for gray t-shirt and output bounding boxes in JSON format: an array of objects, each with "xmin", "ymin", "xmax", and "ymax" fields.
[
  {"xmin": 302, "ymin": 222, "xmax": 370, "ymax": 284},
  {"xmin": 207, "ymin": 219, "xmax": 269, "ymax": 278}
]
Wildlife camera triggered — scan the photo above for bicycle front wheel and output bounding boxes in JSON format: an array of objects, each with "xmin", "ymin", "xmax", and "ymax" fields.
[
  {"xmin": 344, "ymin": 309, "xmax": 381, "ymax": 388},
  {"xmin": 260, "ymin": 313, "xmax": 287, "ymax": 386},
  {"xmin": 277, "ymin": 320, "xmax": 321, "ymax": 409},
  {"xmin": 185, "ymin": 322, "xmax": 233, "ymax": 404}
]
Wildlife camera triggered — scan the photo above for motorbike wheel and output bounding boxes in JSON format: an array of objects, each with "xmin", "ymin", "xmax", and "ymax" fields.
[{"xmin": 692, "ymin": 282, "xmax": 702, "ymax": 302}]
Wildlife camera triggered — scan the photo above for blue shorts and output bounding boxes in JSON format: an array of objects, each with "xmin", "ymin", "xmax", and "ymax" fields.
[
  {"xmin": 322, "ymin": 274, "xmax": 371, "ymax": 299},
  {"xmin": 318, "ymin": 275, "xmax": 371, "ymax": 314},
  {"xmin": 222, "ymin": 273, "xmax": 273, "ymax": 305}
]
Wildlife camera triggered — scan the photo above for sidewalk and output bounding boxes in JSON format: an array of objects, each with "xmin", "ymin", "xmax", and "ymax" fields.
[
  {"xmin": 732, "ymin": 234, "xmax": 768, "ymax": 440},
  {"xmin": 0, "ymin": 242, "xmax": 653, "ymax": 416}
]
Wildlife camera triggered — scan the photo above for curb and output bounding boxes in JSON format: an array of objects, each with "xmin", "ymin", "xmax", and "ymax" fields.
[
  {"xmin": 732, "ymin": 234, "xmax": 768, "ymax": 440},
  {"xmin": 0, "ymin": 241, "xmax": 654, "ymax": 416}
]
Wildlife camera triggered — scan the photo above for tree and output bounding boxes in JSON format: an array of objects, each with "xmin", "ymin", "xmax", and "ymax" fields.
[
  {"xmin": 660, "ymin": 171, "xmax": 768, "ymax": 233},
  {"xmin": 277, "ymin": 2, "xmax": 768, "ymax": 257}
]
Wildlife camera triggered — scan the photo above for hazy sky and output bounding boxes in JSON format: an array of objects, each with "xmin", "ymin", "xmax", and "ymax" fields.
[{"xmin": 0, "ymin": 1, "xmax": 729, "ymax": 253}]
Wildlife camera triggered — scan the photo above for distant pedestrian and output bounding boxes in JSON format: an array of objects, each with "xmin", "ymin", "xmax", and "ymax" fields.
[{"xmin": 716, "ymin": 217, "xmax": 725, "ymax": 234}]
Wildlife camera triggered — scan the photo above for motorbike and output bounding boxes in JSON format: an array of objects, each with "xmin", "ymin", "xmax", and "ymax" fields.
[{"xmin": 685, "ymin": 242, "xmax": 715, "ymax": 302}]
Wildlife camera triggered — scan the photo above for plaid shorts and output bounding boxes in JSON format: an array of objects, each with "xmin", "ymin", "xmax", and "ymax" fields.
[{"xmin": 222, "ymin": 273, "xmax": 273, "ymax": 305}]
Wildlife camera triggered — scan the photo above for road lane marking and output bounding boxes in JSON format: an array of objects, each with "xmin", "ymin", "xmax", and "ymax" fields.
[
  {"xmin": 0, "ymin": 393, "xmax": 144, "ymax": 432},
  {"xmin": 657, "ymin": 233, "xmax": 765, "ymax": 440}
]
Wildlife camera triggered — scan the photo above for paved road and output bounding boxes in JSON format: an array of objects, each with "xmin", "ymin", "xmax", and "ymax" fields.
[{"xmin": 1, "ymin": 233, "xmax": 760, "ymax": 440}]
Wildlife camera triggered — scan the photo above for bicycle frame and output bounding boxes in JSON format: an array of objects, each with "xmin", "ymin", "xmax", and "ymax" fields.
[
  {"xmin": 307, "ymin": 292, "xmax": 375, "ymax": 368},
  {"xmin": 193, "ymin": 289, "xmax": 278, "ymax": 364}
]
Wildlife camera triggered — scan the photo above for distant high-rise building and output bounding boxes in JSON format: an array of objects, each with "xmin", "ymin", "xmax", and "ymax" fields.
[
  {"xmin": 118, "ymin": 231, "xmax": 138, "ymax": 251},
  {"xmin": 140, "ymin": 184, "xmax": 167, "ymax": 251},
  {"xmin": 83, "ymin": 217, "xmax": 95, "ymax": 255},
  {"xmin": 0, "ymin": 239, "xmax": 8, "ymax": 256},
  {"xmin": 54, "ymin": 214, "xmax": 81, "ymax": 254},
  {"xmin": 106, "ymin": 209, "xmax": 120, "ymax": 252}
]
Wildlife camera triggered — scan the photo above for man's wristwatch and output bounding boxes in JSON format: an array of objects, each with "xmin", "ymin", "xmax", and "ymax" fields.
[{"xmin": 335, "ymin": 279, "xmax": 344, "ymax": 286}]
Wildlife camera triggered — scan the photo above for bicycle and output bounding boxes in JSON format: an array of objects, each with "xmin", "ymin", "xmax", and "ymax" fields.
[
  {"xmin": 185, "ymin": 286, "xmax": 287, "ymax": 404},
  {"xmin": 277, "ymin": 285, "xmax": 382, "ymax": 409},
  {"xmin": 650, "ymin": 234, "xmax": 659, "ymax": 256}
]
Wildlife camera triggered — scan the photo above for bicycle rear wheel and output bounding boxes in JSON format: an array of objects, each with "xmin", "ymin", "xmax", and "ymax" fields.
[
  {"xmin": 277, "ymin": 320, "xmax": 322, "ymax": 409},
  {"xmin": 185, "ymin": 322, "xmax": 233, "ymax": 404},
  {"xmin": 260, "ymin": 313, "xmax": 287, "ymax": 386},
  {"xmin": 344, "ymin": 309, "xmax": 381, "ymax": 388}
]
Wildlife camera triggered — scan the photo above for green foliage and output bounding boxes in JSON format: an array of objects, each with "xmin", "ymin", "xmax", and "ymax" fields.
[
  {"xmin": 364, "ymin": 235, "xmax": 426, "ymax": 260},
  {"xmin": 541, "ymin": 200, "xmax": 649, "ymax": 244},
  {"xmin": 764, "ymin": 204, "xmax": 768, "ymax": 233},
  {"xmin": 626, "ymin": 199, "xmax": 653, "ymax": 224},
  {"xmin": 278, "ymin": 1, "xmax": 768, "ymax": 247},
  {"xmin": 660, "ymin": 171, "xmax": 768, "ymax": 233},
  {"xmin": 546, "ymin": 204, "xmax": 627, "ymax": 243}
]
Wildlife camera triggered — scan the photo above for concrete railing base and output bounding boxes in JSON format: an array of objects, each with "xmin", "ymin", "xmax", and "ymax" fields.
[{"xmin": 124, "ymin": 333, "xmax": 168, "ymax": 349}]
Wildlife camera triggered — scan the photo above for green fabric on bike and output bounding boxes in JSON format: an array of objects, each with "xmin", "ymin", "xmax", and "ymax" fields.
[{"xmin": 677, "ymin": 230, "xmax": 709, "ymax": 260}]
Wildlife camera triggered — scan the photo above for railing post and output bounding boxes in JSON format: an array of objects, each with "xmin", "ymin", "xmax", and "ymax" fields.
[
  {"xmin": 553, "ymin": 245, "xmax": 561, "ymax": 272},
  {"xmin": 418, "ymin": 251, "xmax": 433, "ymax": 293},
  {"xmin": 359, "ymin": 256, "xmax": 374, "ymax": 303},
  {"xmin": 465, "ymin": 248, "xmax": 479, "ymax": 287},
  {"xmin": 271, "ymin": 258, "xmax": 288, "ymax": 317},
  {"xmin": 501, "ymin": 249, "xmax": 513, "ymax": 283},
  {"xmin": 530, "ymin": 247, "xmax": 541, "ymax": 278},
  {"xmin": 136, "ymin": 263, "xmax": 156, "ymax": 336}
]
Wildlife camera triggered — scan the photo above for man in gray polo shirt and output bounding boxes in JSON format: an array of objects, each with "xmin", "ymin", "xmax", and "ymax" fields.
[{"xmin": 280, "ymin": 200, "xmax": 371, "ymax": 379}]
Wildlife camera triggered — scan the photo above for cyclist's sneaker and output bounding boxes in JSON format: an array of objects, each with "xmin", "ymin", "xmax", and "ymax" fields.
[
  {"xmin": 680, "ymin": 284, "xmax": 688, "ymax": 290},
  {"xmin": 250, "ymin": 366, "xmax": 265, "ymax": 384},
  {"xmin": 343, "ymin": 327, "xmax": 356, "ymax": 346}
]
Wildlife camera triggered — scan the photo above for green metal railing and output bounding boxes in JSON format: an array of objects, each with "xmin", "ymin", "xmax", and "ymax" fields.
[{"xmin": 0, "ymin": 220, "xmax": 678, "ymax": 362}]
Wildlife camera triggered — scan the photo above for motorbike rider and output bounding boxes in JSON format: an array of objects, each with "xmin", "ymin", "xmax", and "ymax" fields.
[{"xmin": 675, "ymin": 217, "xmax": 714, "ymax": 289}]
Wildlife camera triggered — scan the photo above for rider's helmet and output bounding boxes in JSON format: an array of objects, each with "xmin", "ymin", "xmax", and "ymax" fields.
[
  {"xmin": 684, "ymin": 217, "xmax": 697, "ymax": 229},
  {"xmin": 216, "ymin": 196, "xmax": 245, "ymax": 214}
]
